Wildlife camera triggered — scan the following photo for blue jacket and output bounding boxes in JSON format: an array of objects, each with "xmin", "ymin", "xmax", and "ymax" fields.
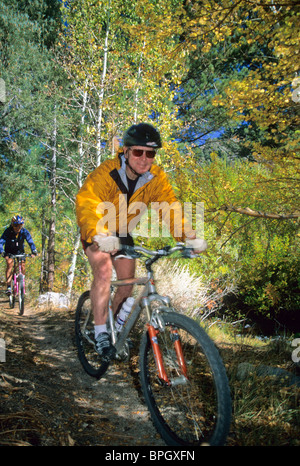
[{"xmin": 0, "ymin": 227, "xmax": 37, "ymax": 255}]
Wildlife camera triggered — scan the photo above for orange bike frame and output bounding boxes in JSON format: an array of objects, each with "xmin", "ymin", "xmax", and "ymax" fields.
[{"xmin": 147, "ymin": 324, "xmax": 188, "ymax": 385}]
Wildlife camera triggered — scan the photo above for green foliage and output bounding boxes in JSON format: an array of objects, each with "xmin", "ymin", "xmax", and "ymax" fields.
[
  {"xmin": 230, "ymin": 232, "xmax": 299, "ymax": 332},
  {"xmin": 175, "ymin": 153, "xmax": 299, "ymax": 331},
  {"xmin": 2, "ymin": 0, "xmax": 62, "ymax": 47},
  {"xmin": 0, "ymin": 0, "xmax": 298, "ymax": 332},
  {"xmin": 0, "ymin": 1, "xmax": 68, "ymax": 204}
]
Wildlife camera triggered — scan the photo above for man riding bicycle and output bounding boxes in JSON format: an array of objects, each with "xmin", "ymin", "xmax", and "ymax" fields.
[
  {"xmin": 0, "ymin": 215, "xmax": 38, "ymax": 294},
  {"xmin": 76, "ymin": 123, "xmax": 206, "ymax": 358}
]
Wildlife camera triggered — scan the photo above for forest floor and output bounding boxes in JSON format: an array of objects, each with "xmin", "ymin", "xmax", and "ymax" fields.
[{"xmin": 0, "ymin": 291, "xmax": 299, "ymax": 448}]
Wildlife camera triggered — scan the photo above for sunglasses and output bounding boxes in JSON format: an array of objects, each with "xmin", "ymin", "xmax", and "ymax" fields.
[{"xmin": 129, "ymin": 148, "xmax": 156, "ymax": 159}]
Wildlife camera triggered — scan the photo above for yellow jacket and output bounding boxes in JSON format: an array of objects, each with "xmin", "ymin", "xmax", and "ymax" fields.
[{"xmin": 76, "ymin": 153, "xmax": 193, "ymax": 243}]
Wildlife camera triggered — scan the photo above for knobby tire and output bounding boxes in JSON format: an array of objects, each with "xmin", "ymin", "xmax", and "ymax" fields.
[
  {"xmin": 75, "ymin": 291, "xmax": 110, "ymax": 379},
  {"xmin": 18, "ymin": 274, "xmax": 24, "ymax": 315},
  {"xmin": 9, "ymin": 278, "xmax": 15, "ymax": 309},
  {"xmin": 139, "ymin": 311, "xmax": 231, "ymax": 446}
]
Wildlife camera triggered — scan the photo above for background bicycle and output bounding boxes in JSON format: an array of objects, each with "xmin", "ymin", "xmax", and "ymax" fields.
[
  {"xmin": 5, "ymin": 253, "xmax": 32, "ymax": 315},
  {"xmin": 75, "ymin": 243, "xmax": 232, "ymax": 446}
]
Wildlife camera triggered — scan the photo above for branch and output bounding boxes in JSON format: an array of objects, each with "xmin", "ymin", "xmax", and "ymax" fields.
[
  {"xmin": 221, "ymin": 205, "xmax": 299, "ymax": 219},
  {"xmin": 220, "ymin": 217, "xmax": 257, "ymax": 248}
]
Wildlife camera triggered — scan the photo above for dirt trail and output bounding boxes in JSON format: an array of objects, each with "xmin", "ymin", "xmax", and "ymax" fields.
[{"xmin": 0, "ymin": 294, "xmax": 165, "ymax": 446}]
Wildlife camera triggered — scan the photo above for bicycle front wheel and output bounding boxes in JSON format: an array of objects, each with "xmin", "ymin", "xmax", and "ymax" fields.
[
  {"xmin": 9, "ymin": 278, "xmax": 15, "ymax": 309},
  {"xmin": 139, "ymin": 311, "xmax": 231, "ymax": 446},
  {"xmin": 18, "ymin": 274, "xmax": 24, "ymax": 315},
  {"xmin": 75, "ymin": 291, "xmax": 110, "ymax": 379}
]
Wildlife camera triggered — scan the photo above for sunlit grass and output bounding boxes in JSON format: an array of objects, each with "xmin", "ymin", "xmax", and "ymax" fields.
[{"xmin": 204, "ymin": 323, "xmax": 300, "ymax": 446}]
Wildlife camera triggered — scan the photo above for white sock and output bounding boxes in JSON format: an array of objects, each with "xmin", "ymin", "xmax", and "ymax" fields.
[{"xmin": 94, "ymin": 324, "xmax": 107, "ymax": 339}]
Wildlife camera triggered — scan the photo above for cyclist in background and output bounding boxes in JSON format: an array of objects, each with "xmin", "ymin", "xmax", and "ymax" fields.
[
  {"xmin": 76, "ymin": 123, "xmax": 207, "ymax": 358},
  {"xmin": 0, "ymin": 215, "xmax": 37, "ymax": 294}
]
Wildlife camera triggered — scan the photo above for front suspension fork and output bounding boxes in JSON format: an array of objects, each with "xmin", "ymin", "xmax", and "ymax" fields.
[
  {"xmin": 147, "ymin": 324, "xmax": 188, "ymax": 385},
  {"xmin": 170, "ymin": 327, "xmax": 188, "ymax": 378}
]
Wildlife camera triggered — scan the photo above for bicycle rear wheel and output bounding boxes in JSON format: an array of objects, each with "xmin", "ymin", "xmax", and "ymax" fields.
[
  {"xmin": 75, "ymin": 291, "xmax": 110, "ymax": 379},
  {"xmin": 18, "ymin": 274, "xmax": 24, "ymax": 315},
  {"xmin": 9, "ymin": 278, "xmax": 15, "ymax": 309},
  {"xmin": 139, "ymin": 311, "xmax": 231, "ymax": 446}
]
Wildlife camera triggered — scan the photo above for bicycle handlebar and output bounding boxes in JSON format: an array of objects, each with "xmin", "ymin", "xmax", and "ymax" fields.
[
  {"xmin": 5, "ymin": 253, "xmax": 34, "ymax": 259},
  {"xmin": 120, "ymin": 243, "xmax": 200, "ymax": 259}
]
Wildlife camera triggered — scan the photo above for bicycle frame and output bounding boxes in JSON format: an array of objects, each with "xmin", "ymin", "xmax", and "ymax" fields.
[
  {"xmin": 6, "ymin": 253, "xmax": 32, "ymax": 315},
  {"xmin": 9, "ymin": 254, "xmax": 27, "ymax": 295},
  {"xmin": 75, "ymin": 241, "xmax": 232, "ymax": 446},
  {"xmin": 107, "ymin": 245, "xmax": 189, "ymax": 386},
  {"xmin": 13, "ymin": 258, "xmax": 24, "ymax": 296}
]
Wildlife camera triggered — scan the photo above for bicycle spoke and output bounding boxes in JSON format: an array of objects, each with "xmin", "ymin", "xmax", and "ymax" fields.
[
  {"xmin": 159, "ymin": 330, "xmax": 216, "ymax": 442},
  {"xmin": 74, "ymin": 244, "xmax": 231, "ymax": 445},
  {"xmin": 75, "ymin": 291, "xmax": 109, "ymax": 379},
  {"xmin": 140, "ymin": 312, "xmax": 231, "ymax": 446},
  {"xmin": 9, "ymin": 278, "xmax": 15, "ymax": 309},
  {"xmin": 18, "ymin": 275, "xmax": 25, "ymax": 315}
]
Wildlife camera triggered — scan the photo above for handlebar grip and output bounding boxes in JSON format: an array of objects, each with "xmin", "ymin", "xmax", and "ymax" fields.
[{"xmin": 181, "ymin": 248, "xmax": 194, "ymax": 258}]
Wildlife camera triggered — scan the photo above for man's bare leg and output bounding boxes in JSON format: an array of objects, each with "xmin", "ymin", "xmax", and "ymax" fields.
[
  {"xmin": 85, "ymin": 245, "xmax": 136, "ymax": 357},
  {"xmin": 86, "ymin": 245, "xmax": 112, "ymax": 326}
]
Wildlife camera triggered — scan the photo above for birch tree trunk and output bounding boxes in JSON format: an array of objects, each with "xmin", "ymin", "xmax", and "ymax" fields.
[
  {"xmin": 47, "ymin": 112, "xmax": 57, "ymax": 291},
  {"xmin": 66, "ymin": 87, "xmax": 88, "ymax": 298},
  {"xmin": 95, "ymin": 17, "xmax": 110, "ymax": 167},
  {"xmin": 133, "ymin": 40, "xmax": 145, "ymax": 124},
  {"xmin": 66, "ymin": 9, "xmax": 112, "ymax": 296},
  {"xmin": 39, "ymin": 211, "xmax": 48, "ymax": 293},
  {"xmin": 66, "ymin": 229, "xmax": 81, "ymax": 298}
]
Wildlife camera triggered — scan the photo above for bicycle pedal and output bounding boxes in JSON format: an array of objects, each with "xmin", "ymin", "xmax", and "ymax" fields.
[
  {"xmin": 115, "ymin": 340, "xmax": 131, "ymax": 361},
  {"xmin": 101, "ymin": 345, "xmax": 117, "ymax": 362}
]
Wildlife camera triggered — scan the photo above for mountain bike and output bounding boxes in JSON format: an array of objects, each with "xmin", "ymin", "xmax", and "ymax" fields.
[
  {"xmin": 75, "ymin": 243, "xmax": 232, "ymax": 446},
  {"xmin": 6, "ymin": 253, "xmax": 32, "ymax": 315}
]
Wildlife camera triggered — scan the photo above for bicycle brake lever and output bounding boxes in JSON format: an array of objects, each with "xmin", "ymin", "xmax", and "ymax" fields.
[
  {"xmin": 181, "ymin": 248, "xmax": 193, "ymax": 258},
  {"xmin": 157, "ymin": 248, "xmax": 170, "ymax": 256},
  {"xmin": 118, "ymin": 246, "xmax": 140, "ymax": 259}
]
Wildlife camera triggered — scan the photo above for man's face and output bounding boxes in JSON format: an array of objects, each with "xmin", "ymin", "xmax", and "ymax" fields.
[
  {"xmin": 12, "ymin": 224, "xmax": 23, "ymax": 234},
  {"xmin": 125, "ymin": 145, "xmax": 156, "ymax": 176}
]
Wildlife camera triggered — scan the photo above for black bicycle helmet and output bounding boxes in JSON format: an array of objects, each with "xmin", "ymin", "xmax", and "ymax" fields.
[{"xmin": 123, "ymin": 123, "xmax": 162, "ymax": 149}]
